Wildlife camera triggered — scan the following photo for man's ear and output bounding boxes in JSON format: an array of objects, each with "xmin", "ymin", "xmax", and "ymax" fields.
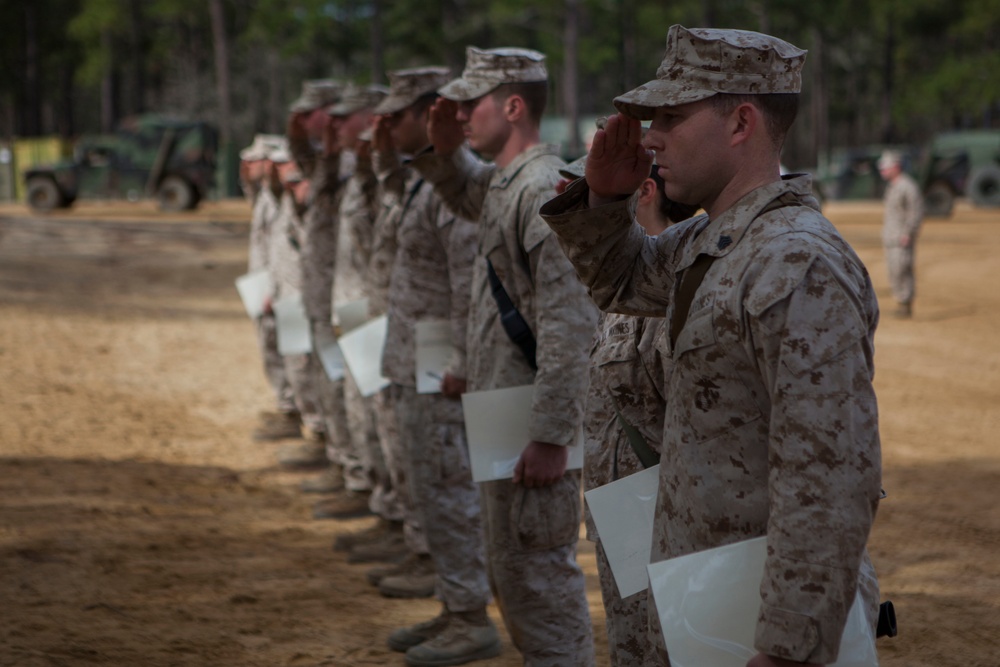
[
  {"xmin": 505, "ymin": 95, "xmax": 526, "ymax": 122},
  {"xmin": 730, "ymin": 102, "xmax": 759, "ymax": 147},
  {"xmin": 637, "ymin": 177, "xmax": 658, "ymax": 206}
]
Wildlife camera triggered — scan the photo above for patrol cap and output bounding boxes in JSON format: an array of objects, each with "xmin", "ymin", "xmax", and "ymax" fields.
[
  {"xmin": 289, "ymin": 79, "xmax": 342, "ymax": 113},
  {"xmin": 878, "ymin": 150, "xmax": 903, "ymax": 170},
  {"xmin": 328, "ymin": 83, "xmax": 390, "ymax": 117},
  {"xmin": 266, "ymin": 138, "xmax": 291, "ymax": 164},
  {"xmin": 438, "ymin": 46, "xmax": 548, "ymax": 102},
  {"xmin": 613, "ymin": 25, "xmax": 807, "ymax": 120},
  {"xmin": 375, "ymin": 67, "xmax": 453, "ymax": 115},
  {"xmin": 240, "ymin": 133, "xmax": 284, "ymax": 161}
]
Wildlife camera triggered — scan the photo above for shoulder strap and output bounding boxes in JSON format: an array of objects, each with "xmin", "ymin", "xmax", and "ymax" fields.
[
  {"xmin": 610, "ymin": 394, "xmax": 660, "ymax": 470},
  {"xmin": 669, "ymin": 193, "xmax": 803, "ymax": 347},
  {"xmin": 486, "ymin": 258, "xmax": 537, "ymax": 371}
]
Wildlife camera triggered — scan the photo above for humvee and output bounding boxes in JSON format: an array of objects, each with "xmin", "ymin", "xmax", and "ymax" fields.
[{"xmin": 24, "ymin": 115, "xmax": 217, "ymax": 212}]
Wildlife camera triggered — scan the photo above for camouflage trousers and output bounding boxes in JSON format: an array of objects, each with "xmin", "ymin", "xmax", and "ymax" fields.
[
  {"xmin": 885, "ymin": 244, "xmax": 916, "ymax": 305},
  {"xmin": 256, "ymin": 314, "xmax": 296, "ymax": 414},
  {"xmin": 371, "ymin": 385, "xmax": 415, "ymax": 531},
  {"xmin": 281, "ymin": 347, "xmax": 324, "ymax": 436},
  {"xmin": 480, "ymin": 473, "xmax": 596, "ymax": 666},
  {"xmin": 594, "ymin": 539, "xmax": 658, "ymax": 667},
  {"xmin": 344, "ymin": 372, "xmax": 393, "ymax": 517},
  {"xmin": 397, "ymin": 386, "xmax": 488, "ymax": 610},
  {"xmin": 310, "ymin": 322, "xmax": 368, "ymax": 491}
]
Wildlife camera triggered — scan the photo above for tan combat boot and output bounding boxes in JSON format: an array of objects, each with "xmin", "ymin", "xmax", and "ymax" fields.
[
  {"xmin": 387, "ymin": 609, "xmax": 450, "ymax": 652},
  {"xmin": 252, "ymin": 410, "xmax": 302, "ymax": 441},
  {"xmin": 300, "ymin": 464, "xmax": 346, "ymax": 494},
  {"xmin": 332, "ymin": 517, "xmax": 398, "ymax": 552},
  {"xmin": 378, "ymin": 553, "xmax": 436, "ymax": 598},
  {"xmin": 404, "ymin": 609, "xmax": 501, "ymax": 666},
  {"xmin": 312, "ymin": 491, "xmax": 373, "ymax": 521}
]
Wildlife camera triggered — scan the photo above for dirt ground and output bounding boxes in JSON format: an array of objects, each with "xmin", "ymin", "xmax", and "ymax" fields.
[{"xmin": 0, "ymin": 197, "xmax": 997, "ymax": 667}]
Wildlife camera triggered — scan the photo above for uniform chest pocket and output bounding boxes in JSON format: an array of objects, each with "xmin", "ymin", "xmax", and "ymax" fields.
[{"xmin": 670, "ymin": 304, "xmax": 763, "ymax": 443}]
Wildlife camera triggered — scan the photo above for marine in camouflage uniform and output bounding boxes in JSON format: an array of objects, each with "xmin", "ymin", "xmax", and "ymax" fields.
[
  {"xmin": 264, "ymin": 148, "xmax": 327, "ymax": 441},
  {"xmin": 371, "ymin": 66, "xmax": 499, "ymax": 663},
  {"xmin": 878, "ymin": 150, "xmax": 924, "ymax": 318},
  {"xmin": 327, "ymin": 84, "xmax": 403, "ymax": 523},
  {"xmin": 243, "ymin": 138, "xmax": 299, "ymax": 428},
  {"xmin": 542, "ymin": 26, "xmax": 882, "ymax": 667},
  {"xmin": 412, "ymin": 47, "xmax": 597, "ymax": 667}
]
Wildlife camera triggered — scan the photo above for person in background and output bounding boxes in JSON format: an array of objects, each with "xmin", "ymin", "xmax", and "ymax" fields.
[{"xmin": 878, "ymin": 150, "xmax": 924, "ymax": 319}]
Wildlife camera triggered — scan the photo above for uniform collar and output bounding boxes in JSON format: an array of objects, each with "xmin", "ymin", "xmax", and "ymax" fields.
[
  {"xmin": 677, "ymin": 173, "xmax": 819, "ymax": 269},
  {"xmin": 491, "ymin": 143, "xmax": 561, "ymax": 190}
]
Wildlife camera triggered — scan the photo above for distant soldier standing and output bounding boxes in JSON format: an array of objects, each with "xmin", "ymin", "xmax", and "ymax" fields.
[{"xmin": 879, "ymin": 150, "xmax": 924, "ymax": 318}]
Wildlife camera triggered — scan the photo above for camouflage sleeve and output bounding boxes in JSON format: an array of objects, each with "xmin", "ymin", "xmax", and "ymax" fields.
[
  {"xmin": 339, "ymin": 171, "xmax": 378, "ymax": 273},
  {"xmin": 409, "ymin": 145, "xmax": 494, "ymax": 223},
  {"xmin": 540, "ymin": 178, "xmax": 678, "ymax": 317},
  {"xmin": 441, "ymin": 208, "xmax": 477, "ymax": 380},
  {"xmin": 902, "ymin": 178, "xmax": 924, "ymax": 236},
  {"xmin": 523, "ymin": 183, "xmax": 599, "ymax": 446},
  {"xmin": 374, "ymin": 149, "xmax": 407, "ymax": 202},
  {"xmin": 748, "ymin": 252, "xmax": 881, "ymax": 664},
  {"xmin": 247, "ymin": 193, "xmax": 270, "ymax": 272}
]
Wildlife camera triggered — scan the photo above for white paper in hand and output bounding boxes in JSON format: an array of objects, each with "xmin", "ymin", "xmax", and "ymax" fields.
[
  {"xmin": 314, "ymin": 325, "xmax": 345, "ymax": 382},
  {"xmin": 646, "ymin": 536, "xmax": 879, "ymax": 667},
  {"xmin": 415, "ymin": 319, "xmax": 453, "ymax": 394},
  {"xmin": 461, "ymin": 385, "xmax": 584, "ymax": 483},
  {"xmin": 235, "ymin": 270, "xmax": 272, "ymax": 319},
  {"xmin": 584, "ymin": 464, "xmax": 660, "ymax": 599},
  {"xmin": 338, "ymin": 315, "xmax": 390, "ymax": 397},
  {"xmin": 335, "ymin": 298, "xmax": 370, "ymax": 334},
  {"xmin": 272, "ymin": 293, "xmax": 312, "ymax": 355}
]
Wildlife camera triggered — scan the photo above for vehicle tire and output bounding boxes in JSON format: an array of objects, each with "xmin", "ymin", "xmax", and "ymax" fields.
[
  {"xmin": 26, "ymin": 177, "xmax": 64, "ymax": 212},
  {"xmin": 157, "ymin": 175, "xmax": 196, "ymax": 211},
  {"xmin": 968, "ymin": 165, "xmax": 1000, "ymax": 208},
  {"xmin": 923, "ymin": 180, "xmax": 955, "ymax": 218}
]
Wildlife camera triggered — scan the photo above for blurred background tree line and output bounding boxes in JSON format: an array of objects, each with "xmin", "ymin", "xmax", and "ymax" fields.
[{"xmin": 1, "ymin": 0, "xmax": 998, "ymax": 169}]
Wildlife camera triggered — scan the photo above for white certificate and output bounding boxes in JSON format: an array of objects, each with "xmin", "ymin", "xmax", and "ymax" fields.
[
  {"xmin": 338, "ymin": 315, "xmax": 390, "ymax": 397},
  {"xmin": 272, "ymin": 292, "xmax": 312, "ymax": 355},
  {"xmin": 415, "ymin": 319, "xmax": 454, "ymax": 394},
  {"xmin": 335, "ymin": 298, "xmax": 370, "ymax": 334},
  {"xmin": 235, "ymin": 270, "xmax": 272, "ymax": 319},
  {"xmin": 461, "ymin": 385, "xmax": 584, "ymax": 482},
  {"xmin": 314, "ymin": 325, "xmax": 345, "ymax": 382},
  {"xmin": 646, "ymin": 537, "xmax": 878, "ymax": 667},
  {"xmin": 584, "ymin": 464, "xmax": 660, "ymax": 599}
]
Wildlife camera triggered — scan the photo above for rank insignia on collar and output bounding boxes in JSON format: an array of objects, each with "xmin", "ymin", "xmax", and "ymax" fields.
[{"xmin": 717, "ymin": 235, "xmax": 732, "ymax": 250}]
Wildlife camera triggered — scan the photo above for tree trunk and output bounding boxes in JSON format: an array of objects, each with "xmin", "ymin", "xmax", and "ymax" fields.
[
  {"xmin": 209, "ymin": 0, "xmax": 232, "ymax": 147},
  {"xmin": 370, "ymin": 0, "xmax": 384, "ymax": 84},
  {"xmin": 129, "ymin": 0, "xmax": 146, "ymax": 115},
  {"xmin": 881, "ymin": 12, "xmax": 895, "ymax": 143},
  {"xmin": 564, "ymin": 0, "xmax": 581, "ymax": 156},
  {"xmin": 810, "ymin": 28, "xmax": 828, "ymax": 170},
  {"xmin": 100, "ymin": 28, "xmax": 117, "ymax": 133},
  {"xmin": 23, "ymin": 4, "xmax": 41, "ymax": 136},
  {"xmin": 620, "ymin": 0, "xmax": 636, "ymax": 91}
]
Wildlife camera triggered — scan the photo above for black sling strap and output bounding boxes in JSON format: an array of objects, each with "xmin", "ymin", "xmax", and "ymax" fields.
[
  {"xmin": 486, "ymin": 258, "xmax": 537, "ymax": 371},
  {"xmin": 669, "ymin": 193, "xmax": 802, "ymax": 348},
  {"xmin": 611, "ymin": 394, "xmax": 660, "ymax": 471}
]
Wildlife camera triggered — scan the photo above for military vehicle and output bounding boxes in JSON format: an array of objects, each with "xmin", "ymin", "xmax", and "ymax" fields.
[
  {"xmin": 24, "ymin": 115, "xmax": 218, "ymax": 212},
  {"xmin": 813, "ymin": 145, "xmax": 920, "ymax": 203},
  {"xmin": 919, "ymin": 130, "xmax": 1000, "ymax": 217}
]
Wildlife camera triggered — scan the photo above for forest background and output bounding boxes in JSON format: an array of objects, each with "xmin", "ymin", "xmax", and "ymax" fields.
[{"xmin": 2, "ymin": 0, "xmax": 999, "ymax": 170}]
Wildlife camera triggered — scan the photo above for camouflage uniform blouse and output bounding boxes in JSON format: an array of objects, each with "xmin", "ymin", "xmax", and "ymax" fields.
[
  {"xmin": 583, "ymin": 313, "xmax": 666, "ymax": 539},
  {"xmin": 411, "ymin": 144, "xmax": 597, "ymax": 447},
  {"xmin": 541, "ymin": 175, "xmax": 882, "ymax": 664},
  {"xmin": 377, "ymin": 162, "xmax": 477, "ymax": 387},
  {"xmin": 882, "ymin": 172, "xmax": 924, "ymax": 247}
]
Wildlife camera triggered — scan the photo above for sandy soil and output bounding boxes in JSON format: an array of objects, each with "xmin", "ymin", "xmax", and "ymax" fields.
[{"xmin": 0, "ymin": 198, "xmax": 998, "ymax": 666}]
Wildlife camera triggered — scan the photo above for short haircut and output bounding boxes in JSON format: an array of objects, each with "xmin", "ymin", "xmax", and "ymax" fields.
[
  {"xmin": 708, "ymin": 93, "xmax": 799, "ymax": 148},
  {"xmin": 649, "ymin": 166, "xmax": 700, "ymax": 223},
  {"xmin": 491, "ymin": 81, "xmax": 548, "ymax": 124}
]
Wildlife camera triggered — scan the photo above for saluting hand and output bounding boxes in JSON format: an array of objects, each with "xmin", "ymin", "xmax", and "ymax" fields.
[
  {"xmin": 372, "ymin": 115, "xmax": 394, "ymax": 156},
  {"xmin": 287, "ymin": 112, "xmax": 308, "ymax": 142},
  {"xmin": 427, "ymin": 98, "xmax": 465, "ymax": 157},
  {"xmin": 586, "ymin": 113, "xmax": 653, "ymax": 205},
  {"xmin": 321, "ymin": 117, "xmax": 340, "ymax": 158}
]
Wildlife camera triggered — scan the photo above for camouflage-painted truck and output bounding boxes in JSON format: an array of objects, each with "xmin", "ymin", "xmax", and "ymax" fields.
[{"xmin": 24, "ymin": 115, "xmax": 217, "ymax": 212}]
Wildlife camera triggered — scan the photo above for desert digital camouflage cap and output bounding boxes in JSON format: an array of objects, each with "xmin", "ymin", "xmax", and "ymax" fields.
[
  {"xmin": 438, "ymin": 46, "xmax": 548, "ymax": 102},
  {"xmin": 266, "ymin": 137, "xmax": 291, "ymax": 164},
  {"xmin": 328, "ymin": 83, "xmax": 390, "ymax": 116},
  {"xmin": 289, "ymin": 79, "xmax": 343, "ymax": 113},
  {"xmin": 614, "ymin": 25, "xmax": 807, "ymax": 120},
  {"xmin": 878, "ymin": 150, "xmax": 903, "ymax": 169},
  {"xmin": 374, "ymin": 67, "xmax": 453, "ymax": 115},
  {"xmin": 240, "ymin": 134, "xmax": 284, "ymax": 161}
]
